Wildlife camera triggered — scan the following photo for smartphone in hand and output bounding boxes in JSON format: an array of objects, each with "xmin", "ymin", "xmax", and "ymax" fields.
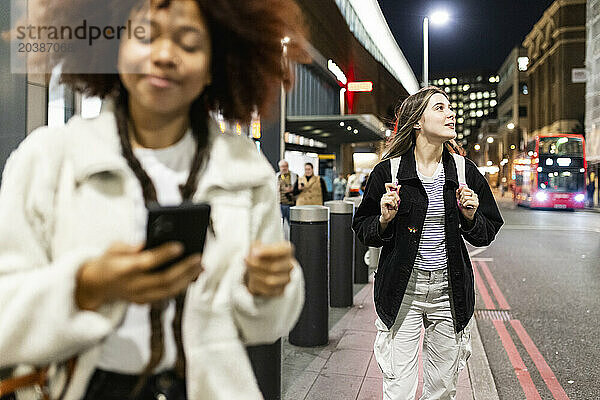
[{"xmin": 145, "ymin": 203, "xmax": 211, "ymax": 271}]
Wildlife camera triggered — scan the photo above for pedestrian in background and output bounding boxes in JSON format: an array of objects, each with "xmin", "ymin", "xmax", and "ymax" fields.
[
  {"xmin": 277, "ymin": 159, "xmax": 298, "ymax": 224},
  {"xmin": 333, "ymin": 173, "xmax": 347, "ymax": 200},
  {"xmin": 587, "ymin": 172, "xmax": 596, "ymax": 208},
  {"xmin": 294, "ymin": 162, "xmax": 328, "ymax": 205},
  {"xmin": 353, "ymin": 87, "xmax": 503, "ymax": 400},
  {"xmin": 346, "ymin": 171, "xmax": 361, "ymax": 197},
  {"xmin": 0, "ymin": 1, "xmax": 306, "ymax": 399},
  {"xmin": 360, "ymin": 173, "xmax": 369, "ymax": 195}
]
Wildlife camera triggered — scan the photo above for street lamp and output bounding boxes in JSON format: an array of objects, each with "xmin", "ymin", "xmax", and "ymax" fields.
[{"xmin": 423, "ymin": 10, "xmax": 450, "ymax": 86}]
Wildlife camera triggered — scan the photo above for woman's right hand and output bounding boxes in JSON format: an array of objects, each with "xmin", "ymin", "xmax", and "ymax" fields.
[
  {"xmin": 75, "ymin": 242, "xmax": 204, "ymax": 311},
  {"xmin": 379, "ymin": 183, "xmax": 401, "ymax": 228}
]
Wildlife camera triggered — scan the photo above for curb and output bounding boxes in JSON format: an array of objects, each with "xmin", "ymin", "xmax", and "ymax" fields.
[{"xmin": 467, "ymin": 318, "xmax": 500, "ymax": 400}]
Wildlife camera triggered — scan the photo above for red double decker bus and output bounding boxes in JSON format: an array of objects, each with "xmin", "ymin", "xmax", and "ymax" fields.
[{"xmin": 512, "ymin": 134, "xmax": 587, "ymax": 209}]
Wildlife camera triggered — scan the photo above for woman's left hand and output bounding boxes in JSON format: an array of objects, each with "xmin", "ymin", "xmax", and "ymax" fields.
[
  {"xmin": 244, "ymin": 242, "xmax": 295, "ymax": 297},
  {"xmin": 456, "ymin": 186, "xmax": 479, "ymax": 221}
]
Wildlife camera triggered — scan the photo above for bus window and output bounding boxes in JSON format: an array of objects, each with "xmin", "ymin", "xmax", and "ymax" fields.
[
  {"xmin": 539, "ymin": 137, "xmax": 583, "ymax": 156},
  {"xmin": 538, "ymin": 171, "xmax": 585, "ymax": 192}
]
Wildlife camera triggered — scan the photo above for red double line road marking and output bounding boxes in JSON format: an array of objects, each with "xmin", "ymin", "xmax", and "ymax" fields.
[
  {"xmin": 472, "ymin": 260, "xmax": 496, "ymax": 309},
  {"xmin": 478, "ymin": 260, "xmax": 510, "ymax": 310},
  {"xmin": 511, "ymin": 320, "xmax": 570, "ymax": 400},
  {"xmin": 493, "ymin": 320, "xmax": 542, "ymax": 400},
  {"xmin": 472, "ymin": 260, "xmax": 570, "ymax": 400}
]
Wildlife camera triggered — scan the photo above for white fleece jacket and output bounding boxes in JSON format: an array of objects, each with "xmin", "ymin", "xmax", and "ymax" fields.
[{"xmin": 0, "ymin": 108, "xmax": 304, "ymax": 400}]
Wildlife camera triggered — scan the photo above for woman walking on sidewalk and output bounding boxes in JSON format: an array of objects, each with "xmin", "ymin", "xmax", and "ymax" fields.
[
  {"xmin": 353, "ymin": 87, "xmax": 503, "ymax": 400},
  {"xmin": 0, "ymin": 1, "xmax": 306, "ymax": 399}
]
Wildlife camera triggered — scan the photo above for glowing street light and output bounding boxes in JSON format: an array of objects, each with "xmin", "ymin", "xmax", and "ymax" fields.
[
  {"xmin": 423, "ymin": 10, "xmax": 450, "ymax": 86},
  {"xmin": 474, "ymin": 144, "xmax": 481, "ymax": 151},
  {"xmin": 487, "ymin": 137, "xmax": 494, "ymax": 144},
  {"xmin": 507, "ymin": 123, "xmax": 515, "ymax": 130},
  {"xmin": 430, "ymin": 11, "xmax": 450, "ymax": 25}
]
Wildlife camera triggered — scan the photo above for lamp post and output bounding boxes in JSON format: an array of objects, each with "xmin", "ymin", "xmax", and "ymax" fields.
[{"xmin": 423, "ymin": 10, "xmax": 450, "ymax": 86}]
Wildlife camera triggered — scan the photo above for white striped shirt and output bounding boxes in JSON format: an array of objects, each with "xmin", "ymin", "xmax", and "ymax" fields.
[{"xmin": 414, "ymin": 162, "xmax": 448, "ymax": 271}]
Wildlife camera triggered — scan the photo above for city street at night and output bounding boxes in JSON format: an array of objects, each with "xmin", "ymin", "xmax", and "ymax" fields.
[
  {"xmin": 1, "ymin": 0, "xmax": 599, "ymax": 399},
  {"xmin": 281, "ymin": 193, "xmax": 600, "ymax": 400},
  {"xmin": 472, "ymin": 194, "xmax": 600, "ymax": 400}
]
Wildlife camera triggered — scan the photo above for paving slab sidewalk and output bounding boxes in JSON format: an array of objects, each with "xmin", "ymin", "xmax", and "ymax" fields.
[{"xmin": 282, "ymin": 279, "xmax": 499, "ymax": 400}]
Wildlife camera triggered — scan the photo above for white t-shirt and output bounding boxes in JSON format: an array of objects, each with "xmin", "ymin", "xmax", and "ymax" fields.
[{"xmin": 96, "ymin": 130, "xmax": 196, "ymax": 374}]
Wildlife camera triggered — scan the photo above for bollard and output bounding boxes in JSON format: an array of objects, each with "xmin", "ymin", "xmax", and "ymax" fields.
[
  {"xmin": 246, "ymin": 339, "xmax": 281, "ymax": 400},
  {"xmin": 288, "ymin": 205, "xmax": 329, "ymax": 347},
  {"xmin": 324, "ymin": 200, "xmax": 355, "ymax": 307},
  {"xmin": 344, "ymin": 197, "xmax": 369, "ymax": 283}
]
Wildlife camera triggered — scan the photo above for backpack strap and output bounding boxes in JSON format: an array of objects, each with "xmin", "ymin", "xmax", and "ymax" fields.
[
  {"xmin": 389, "ymin": 157, "xmax": 401, "ymax": 185},
  {"xmin": 451, "ymin": 153, "xmax": 467, "ymax": 186}
]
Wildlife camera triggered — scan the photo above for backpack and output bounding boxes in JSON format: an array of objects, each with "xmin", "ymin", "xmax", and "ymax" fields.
[{"xmin": 389, "ymin": 153, "xmax": 466, "ymax": 187}]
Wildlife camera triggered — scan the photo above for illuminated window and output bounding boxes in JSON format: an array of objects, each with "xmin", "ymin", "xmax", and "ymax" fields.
[
  {"xmin": 463, "ymin": 84, "xmax": 470, "ymax": 91},
  {"xmin": 458, "ymin": 109, "xmax": 464, "ymax": 116},
  {"xmin": 470, "ymin": 102, "xmax": 476, "ymax": 109},
  {"xmin": 484, "ymin": 109, "xmax": 489, "ymax": 115},
  {"xmin": 452, "ymin": 102, "xmax": 458, "ymax": 108},
  {"xmin": 477, "ymin": 92, "xmax": 483, "ymax": 99},
  {"xmin": 458, "ymin": 102, "xmax": 464, "ymax": 107},
  {"xmin": 457, "ymin": 134, "xmax": 463, "ymax": 139},
  {"xmin": 484, "ymin": 100, "xmax": 490, "ymax": 106},
  {"xmin": 477, "ymin": 101, "xmax": 483, "ymax": 108},
  {"xmin": 438, "ymin": 79, "xmax": 445, "ymax": 85},
  {"xmin": 457, "ymin": 117, "xmax": 464, "ymax": 124},
  {"xmin": 451, "ymin": 78, "xmax": 458, "ymax": 84},
  {"xmin": 464, "ymin": 128, "xmax": 471, "ymax": 135},
  {"xmin": 470, "ymin": 110, "xmax": 476, "ymax": 117},
  {"xmin": 483, "ymin": 91, "xmax": 490, "ymax": 98},
  {"xmin": 470, "ymin": 93, "xmax": 476, "ymax": 100},
  {"xmin": 444, "ymin": 78, "xmax": 451, "ymax": 85},
  {"xmin": 491, "ymin": 91, "xmax": 496, "ymax": 97},
  {"xmin": 476, "ymin": 110, "xmax": 483, "ymax": 117},
  {"xmin": 518, "ymin": 57, "xmax": 529, "ymax": 71},
  {"xmin": 445, "ymin": 87, "xmax": 451, "ymax": 93},
  {"xmin": 490, "ymin": 99, "xmax": 497, "ymax": 107},
  {"xmin": 451, "ymin": 94, "xmax": 457, "ymax": 100}
]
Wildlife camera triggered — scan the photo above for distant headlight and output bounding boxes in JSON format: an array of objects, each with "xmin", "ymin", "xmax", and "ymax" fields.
[
  {"xmin": 535, "ymin": 192, "xmax": 548, "ymax": 202},
  {"xmin": 574, "ymin": 194, "xmax": 585, "ymax": 202}
]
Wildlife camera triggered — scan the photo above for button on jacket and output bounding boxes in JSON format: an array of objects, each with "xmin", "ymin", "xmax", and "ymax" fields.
[{"xmin": 352, "ymin": 147, "xmax": 503, "ymax": 333}]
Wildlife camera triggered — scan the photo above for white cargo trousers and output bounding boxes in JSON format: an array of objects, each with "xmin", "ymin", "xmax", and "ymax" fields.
[{"xmin": 374, "ymin": 268, "xmax": 472, "ymax": 400}]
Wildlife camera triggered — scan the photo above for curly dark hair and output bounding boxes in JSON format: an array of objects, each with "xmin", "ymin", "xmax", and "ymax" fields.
[{"xmin": 37, "ymin": 0, "xmax": 307, "ymax": 123}]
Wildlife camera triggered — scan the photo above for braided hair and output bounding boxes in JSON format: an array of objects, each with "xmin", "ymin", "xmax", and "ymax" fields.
[{"xmin": 114, "ymin": 83, "xmax": 210, "ymax": 392}]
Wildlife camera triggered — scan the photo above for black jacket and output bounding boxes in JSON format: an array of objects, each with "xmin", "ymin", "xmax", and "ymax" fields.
[{"xmin": 352, "ymin": 147, "xmax": 503, "ymax": 333}]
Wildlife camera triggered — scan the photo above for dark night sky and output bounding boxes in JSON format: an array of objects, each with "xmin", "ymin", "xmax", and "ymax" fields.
[{"xmin": 378, "ymin": 0, "xmax": 556, "ymax": 79}]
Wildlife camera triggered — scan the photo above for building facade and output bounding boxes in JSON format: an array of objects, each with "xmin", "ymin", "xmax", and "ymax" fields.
[
  {"xmin": 0, "ymin": 0, "xmax": 418, "ymax": 194},
  {"xmin": 522, "ymin": 0, "xmax": 587, "ymax": 138},
  {"xmin": 495, "ymin": 46, "xmax": 531, "ymax": 185},
  {"xmin": 586, "ymin": 0, "xmax": 600, "ymax": 207},
  {"xmin": 429, "ymin": 71, "xmax": 499, "ymax": 158}
]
